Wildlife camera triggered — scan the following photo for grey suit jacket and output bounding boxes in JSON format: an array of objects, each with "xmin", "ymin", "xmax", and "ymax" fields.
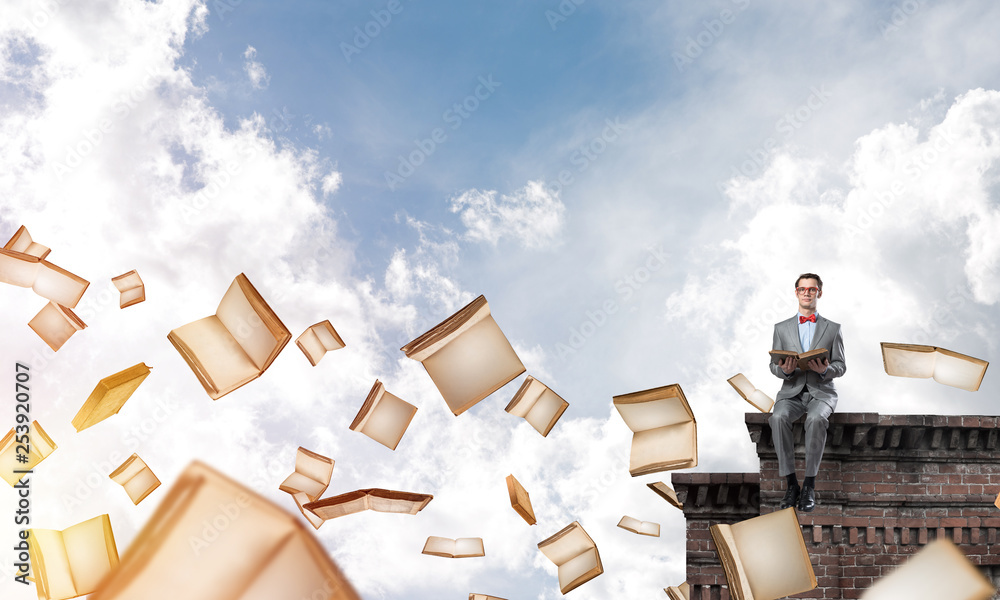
[{"xmin": 768, "ymin": 314, "xmax": 846, "ymax": 409}]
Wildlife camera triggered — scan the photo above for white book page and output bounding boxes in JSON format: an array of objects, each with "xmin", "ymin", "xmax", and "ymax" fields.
[
  {"xmin": 421, "ymin": 316, "xmax": 524, "ymax": 414},
  {"xmin": 63, "ymin": 516, "xmax": 115, "ymax": 596},
  {"xmin": 171, "ymin": 316, "xmax": 259, "ymax": 393},
  {"xmin": 360, "ymin": 392, "xmax": 416, "ymax": 449},
  {"xmin": 557, "ymin": 547, "xmax": 599, "ymax": 591},
  {"xmin": 31, "ymin": 529, "xmax": 75, "ymax": 599},
  {"xmin": 883, "ymin": 346, "xmax": 936, "ymax": 379},
  {"xmin": 860, "ymin": 539, "xmax": 993, "ymax": 600},
  {"xmin": 217, "ymin": 278, "xmax": 277, "ymax": 370},
  {"xmin": 539, "ymin": 524, "xmax": 592, "ymax": 565},
  {"xmin": 454, "ymin": 538, "xmax": 485, "ymax": 557},
  {"xmin": 524, "ymin": 389, "xmax": 565, "ymax": 434},
  {"xmin": 629, "ymin": 421, "xmax": 695, "ymax": 473},
  {"xmin": 615, "ymin": 396, "xmax": 691, "ymax": 433},
  {"xmin": 932, "ymin": 351, "xmax": 987, "ymax": 391},
  {"xmin": 731, "ymin": 509, "xmax": 815, "ymax": 600}
]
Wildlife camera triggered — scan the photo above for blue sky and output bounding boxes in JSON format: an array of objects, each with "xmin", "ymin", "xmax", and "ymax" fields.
[{"xmin": 4, "ymin": 1, "xmax": 1000, "ymax": 598}]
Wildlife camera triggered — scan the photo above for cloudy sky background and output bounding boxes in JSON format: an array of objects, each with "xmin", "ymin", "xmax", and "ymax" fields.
[{"xmin": 3, "ymin": 0, "xmax": 1000, "ymax": 598}]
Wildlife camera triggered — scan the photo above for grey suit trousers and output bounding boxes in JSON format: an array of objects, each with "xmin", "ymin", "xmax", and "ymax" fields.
[{"xmin": 769, "ymin": 392, "xmax": 833, "ymax": 477}]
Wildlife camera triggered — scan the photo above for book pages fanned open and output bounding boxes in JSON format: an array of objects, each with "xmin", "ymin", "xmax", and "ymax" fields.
[
  {"xmin": 880, "ymin": 342, "xmax": 989, "ymax": 392},
  {"xmin": 1, "ymin": 420, "xmax": 57, "ymax": 486},
  {"xmin": 613, "ymin": 384, "xmax": 697, "ymax": 476},
  {"xmin": 537, "ymin": 521, "xmax": 603, "ymax": 594},
  {"xmin": 421, "ymin": 536, "xmax": 485, "ymax": 558},
  {"xmin": 111, "ymin": 270, "xmax": 145, "ymax": 308},
  {"xmin": 349, "ymin": 380, "xmax": 418, "ymax": 450},
  {"xmin": 88, "ymin": 461, "xmax": 362, "ymax": 600},
  {"xmin": 278, "ymin": 447, "xmax": 334, "ymax": 502},
  {"xmin": 29, "ymin": 301, "xmax": 87, "ymax": 351},
  {"xmin": 296, "ymin": 320, "xmax": 346, "ymax": 366},
  {"xmin": 72, "ymin": 363, "xmax": 152, "ymax": 432},
  {"xmin": 504, "ymin": 375, "xmax": 569, "ymax": 437},
  {"xmin": 859, "ymin": 538, "xmax": 994, "ymax": 600},
  {"xmin": 727, "ymin": 373, "xmax": 774, "ymax": 413},
  {"xmin": 27, "ymin": 514, "xmax": 120, "ymax": 600},
  {"xmin": 401, "ymin": 295, "xmax": 526, "ymax": 416},
  {"xmin": 303, "ymin": 489, "xmax": 433, "ymax": 521},
  {"xmin": 5, "ymin": 225, "xmax": 51, "ymax": 258},
  {"xmin": 665, "ymin": 582, "xmax": 690, "ymax": 600},
  {"xmin": 506, "ymin": 474, "xmax": 536, "ymax": 525},
  {"xmin": 0, "ymin": 248, "xmax": 89, "ymax": 308},
  {"xmin": 109, "ymin": 454, "xmax": 161, "ymax": 505},
  {"xmin": 709, "ymin": 507, "xmax": 816, "ymax": 600},
  {"xmin": 647, "ymin": 481, "xmax": 683, "ymax": 510},
  {"xmin": 469, "ymin": 595, "xmax": 508, "ymax": 600},
  {"xmin": 617, "ymin": 516, "xmax": 660, "ymax": 537},
  {"xmin": 167, "ymin": 273, "xmax": 291, "ymax": 399}
]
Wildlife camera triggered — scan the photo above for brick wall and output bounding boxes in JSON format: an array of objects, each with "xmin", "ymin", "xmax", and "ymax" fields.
[{"xmin": 672, "ymin": 413, "xmax": 1000, "ymax": 599}]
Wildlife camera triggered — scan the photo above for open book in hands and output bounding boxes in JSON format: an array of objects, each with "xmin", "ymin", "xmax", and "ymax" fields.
[{"xmin": 770, "ymin": 348, "xmax": 829, "ymax": 371}]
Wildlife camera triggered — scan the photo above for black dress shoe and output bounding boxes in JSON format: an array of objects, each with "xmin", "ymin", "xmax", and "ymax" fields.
[
  {"xmin": 780, "ymin": 485, "xmax": 800, "ymax": 509},
  {"xmin": 798, "ymin": 485, "xmax": 816, "ymax": 512}
]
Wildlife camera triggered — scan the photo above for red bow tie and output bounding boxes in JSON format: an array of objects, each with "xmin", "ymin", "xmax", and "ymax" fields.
[{"xmin": 799, "ymin": 314, "xmax": 817, "ymax": 324}]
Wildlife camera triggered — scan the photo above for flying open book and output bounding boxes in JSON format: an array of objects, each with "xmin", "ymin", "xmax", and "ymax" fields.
[
  {"xmin": 349, "ymin": 380, "xmax": 418, "ymax": 451},
  {"xmin": 89, "ymin": 461, "xmax": 361, "ymax": 600},
  {"xmin": 4, "ymin": 225, "xmax": 51, "ymax": 258},
  {"xmin": 506, "ymin": 474, "xmax": 536, "ymax": 525},
  {"xmin": 727, "ymin": 373, "xmax": 774, "ymax": 413},
  {"xmin": 167, "ymin": 273, "xmax": 291, "ymax": 399},
  {"xmin": 111, "ymin": 270, "xmax": 145, "ymax": 308},
  {"xmin": 859, "ymin": 538, "xmax": 993, "ymax": 600},
  {"xmin": 710, "ymin": 507, "xmax": 816, "ymax": 600},
  {"xmin": 291, "ymin": 491, "xmax": 325, "ymax": 530},
  {"xmin": 665, "ymin": 582, "xmax": 690, "ymax": 600},
  {"xmin": 469, "ymin": 595, "xmax": 507, "ymax": 600},
  {"xmin": 0, "ymin": 248, "xmax": 89, "ymax": 308},
  {"xmin": 303, "ymin": 488, "xmax": 433, "ymax": 521},
  {"xmin": 613, "ymin": 384, "xmax": 697, "ymax": 476},
  {"xmin": 880, "ymin": 342, "xmax": 989, "ymax": 392},
  {"xmin": 421, "ymin": 537, "xmax": 485, "ymax": 558},
  {"xmin": 647, "ymin": 481, "xmax": 683, "ymax": 511},
  {"xmin": 72, "ymin": 363, "xmax": 151, "ymax": 432},
  {"xmin": 29, "ymin": 301, "xmax": 87, "ymax": 351},
  {"xmin": 504, "ymin": 375, "xmax": 569, "ymax": 437},
  {"xmin": 401, "ymin": 295, "xmax": 525, "ymax": 416},
  {"xmin": 296, "ymin": 320, "xmax": 346, "ymax": 366},
  {"xmin": 538, "ymin": 521, "xmax": 603, "ymax": 594},
  {"xmin": 617, "ymin": 516, "xmax": 659, "ymax": 537},
  {"xmin": 27, "ymin": 514, "xmax": 120, "ymax": 600},
  {"xmin": 109, "ymin": 453, "xmax": 160, "ymax": 505},
  {"xmin": 279, "ymin": 447, "xmax": 334, "ymax": 502},
  {"xmin": 1, "ymin": 420, "xmax": 57, "ymax": 486},
  {"xmin": 769, "ymin": 348, "xmax": 829, "ymax": 371}
]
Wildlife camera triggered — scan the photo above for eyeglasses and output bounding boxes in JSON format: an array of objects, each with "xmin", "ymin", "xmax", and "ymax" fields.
[{"xmin": 795, "ymin": 287, "xmax": 819, "ymax": 295}]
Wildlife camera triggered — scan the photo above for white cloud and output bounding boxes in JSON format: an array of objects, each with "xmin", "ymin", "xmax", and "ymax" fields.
[
  {"xmin": 242, "ymin": 44, "xmax": 269, "ymax": 89},
  {"xmin": 6, "ymin": 1, "xmax": 1000, "ymax": 599},
  {"xmin": 321, "ymin": 170, "xmax": 342, "ymax": 196},
  {"xmin": 450, "ymin": 180, "xmax": 565, "ymax": 249},
  {"xmin": 666, "ymin": 88, "xmax": 1000, "ymax": 432}
]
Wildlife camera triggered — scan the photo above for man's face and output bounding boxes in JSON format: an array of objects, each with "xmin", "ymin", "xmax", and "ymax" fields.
[{"xmin": 796, "ymin": 278, "xmax": 822, "ymax": 311}]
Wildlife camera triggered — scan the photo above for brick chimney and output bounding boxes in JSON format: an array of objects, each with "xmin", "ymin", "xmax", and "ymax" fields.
[{"xmin": 672, "ymin": 413, "xmax": 1000, "ymax": 599}]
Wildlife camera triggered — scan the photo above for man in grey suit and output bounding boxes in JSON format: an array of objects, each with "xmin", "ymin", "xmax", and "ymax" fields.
[{"xmin": 768, "ymin": 273, "xmax": 846, "ymax": 512}]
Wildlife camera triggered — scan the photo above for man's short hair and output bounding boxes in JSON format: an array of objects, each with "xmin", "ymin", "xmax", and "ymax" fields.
[{"xmin": 795, "ymin": 273, "xmax": 823, "ymax": 290}]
